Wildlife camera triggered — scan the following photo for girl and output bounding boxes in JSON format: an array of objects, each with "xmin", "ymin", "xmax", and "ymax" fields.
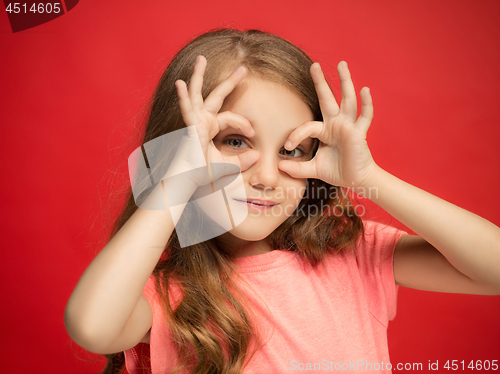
[{"xmin": 64, "ymin": 28, "xmax": 500, "ymax": 374}]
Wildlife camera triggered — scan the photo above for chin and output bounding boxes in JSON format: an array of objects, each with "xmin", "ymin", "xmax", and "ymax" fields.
[{"xmin": 228, "ymin": 217, "xmax": 283, "ymax": 241}]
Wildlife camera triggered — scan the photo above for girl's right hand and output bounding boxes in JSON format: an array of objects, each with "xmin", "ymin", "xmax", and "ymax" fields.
[{"xmin": 172, "ymin": 55, "xmax": 260, "ymax": 186}]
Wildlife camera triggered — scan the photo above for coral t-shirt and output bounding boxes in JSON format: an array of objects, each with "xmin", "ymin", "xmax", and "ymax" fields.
[{"xmin": 124, "ymin": 220, "xmax": 407, "ymax": 373}]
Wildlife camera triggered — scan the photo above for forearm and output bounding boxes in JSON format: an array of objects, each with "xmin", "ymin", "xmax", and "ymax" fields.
[
  {"xmin": 64, "ymin": 181, "xmax": 194, "ymax": 347},
  {"xmin": 356, "ymin": 166, "xmax": 500, "ymax": 287}
]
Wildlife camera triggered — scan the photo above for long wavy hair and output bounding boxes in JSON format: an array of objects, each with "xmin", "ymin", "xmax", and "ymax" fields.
[{"xmin": 101, "ymin": 27, "xmax": 364, "ymax": 374}]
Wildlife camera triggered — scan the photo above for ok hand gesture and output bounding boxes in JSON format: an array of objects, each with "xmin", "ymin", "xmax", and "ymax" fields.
[
  {"xmin": 278, "ymin": 62, "xmax": 379, "ymax": 191},
  {"xmin": 173, "ymin": 55, "xmax": 260, "ymax": 185}
]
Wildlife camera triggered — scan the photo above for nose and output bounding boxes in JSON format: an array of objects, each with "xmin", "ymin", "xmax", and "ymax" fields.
[{"xmin": 247, "ymin": 154, "xmax": 280, "ymax": 190}]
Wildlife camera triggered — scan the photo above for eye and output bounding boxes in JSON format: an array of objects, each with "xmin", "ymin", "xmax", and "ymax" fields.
[
  {"xmin": 224, "ymin": 137, "xmax": 250, "ymax": 149},
  {"xmin": 280, "ymin": 147, "xmax": 304, "ymax": 158}
]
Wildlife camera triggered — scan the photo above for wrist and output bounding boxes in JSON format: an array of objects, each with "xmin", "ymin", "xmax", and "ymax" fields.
[
  {"xmin": 351, "ymin": 164, "xmax": 385, "ymax": 199},
  {"xmin": 138, "ymin": 175, "xmax": 197, "ymax": 211}
]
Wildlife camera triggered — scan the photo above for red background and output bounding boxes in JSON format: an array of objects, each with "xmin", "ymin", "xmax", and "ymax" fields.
[{"xmin": 1, "ymin": 1, "xmax": 499, "ymax": 373}]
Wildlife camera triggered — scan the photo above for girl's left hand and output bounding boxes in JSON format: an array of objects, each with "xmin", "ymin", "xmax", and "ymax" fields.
[{"xmin": 278, "ymin": 61, "xmax": 379, "ymax": 191}]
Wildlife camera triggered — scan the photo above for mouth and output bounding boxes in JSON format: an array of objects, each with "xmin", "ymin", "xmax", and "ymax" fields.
[{"xmin": 233, "ymin": 198, "xmax": 279, "ymax": 211}]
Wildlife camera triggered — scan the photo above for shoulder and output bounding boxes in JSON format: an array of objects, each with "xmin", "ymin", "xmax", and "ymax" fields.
[
  {"xmin": 353, "ymin": 220, "xmax": 409, "ymax": 266},
  {"xmin": 360, "ymin": 219, "xmax": 407, "ymax": 238},
  {"xmin": 141, "ymin": 273, "xmax": 184, "ymax": 313},
  {"xmin": 358, "ymin": 220, "xmax": 408, "ymax": 247}
]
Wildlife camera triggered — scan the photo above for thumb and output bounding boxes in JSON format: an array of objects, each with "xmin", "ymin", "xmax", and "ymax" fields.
[
  {"xmin": 278, "ymin": 159, "xmax": 316, "ymax": 179},
  {"xmin": 208, "ymin": 151, "xmax": 259, "ymax": 181},
  {"xmin": 237, "ymin": 150, "xmax": 260, "ymax": 172}
]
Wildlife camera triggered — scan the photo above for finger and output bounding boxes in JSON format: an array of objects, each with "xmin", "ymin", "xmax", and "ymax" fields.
[
  {"xmin": 204, "ymin": 65, "xmax": 247, "ymax": 115},
  {"xmin": 338, "ymin": 61, "xmax": 357, "ymax": 122},
  {"xmin": 310, "ymin": 63, "xmax": 340, "ymax": 118},
  {"xmin": 208, "ymin": 155, "xmax": 248, "ymax": 183},
  {"xmin": 235, "ymin": 150, "xmax": 260, "ymax": 172},
  {"xmin": 278, "ymin": 159, "xmax": 317, "ymax": 180},
  {"xmin": 188, "ymin": 55, "xmax": 207, "ymax": 111},
  {"xmin": 284, "ymin": 121, "xmax": 324, "ymax": 151},
  {"xmin": 175, "ymin": 80, "xmax": 198, "ymax": 127},
  {"xmin": 356, "ymin": 87, "xmax": 373, "ymax": 134},
  {"xmin": 214, "ymin": 111, "xmax": 255, "ymax": 139},
  {"xmin": 215, "ymin": 150, "xmax": 260, "ymax": 176}
]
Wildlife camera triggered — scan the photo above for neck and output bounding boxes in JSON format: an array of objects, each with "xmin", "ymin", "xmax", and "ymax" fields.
[{"xmin": 215, "ymin": 232, "xmax": 273, "ymax": 258}]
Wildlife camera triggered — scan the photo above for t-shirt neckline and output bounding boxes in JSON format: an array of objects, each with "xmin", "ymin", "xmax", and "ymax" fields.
[{"xmin": 232, "ymin": 249, "xmax": 296, "ymax": 273}]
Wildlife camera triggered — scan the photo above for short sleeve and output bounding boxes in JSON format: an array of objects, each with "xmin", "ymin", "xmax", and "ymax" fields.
[
  {"xmin": 355, "ymin": 220, "xmax": 408, "ymax": 325},
  {"xmin": 142, "ymin": 274, "xmax": 161, "ymax": 309},
  {"xmin": 124, "ymin": 274, "xmax": 185, "ymax": 374},
  {"xmin": 123, "ymin": 275, "xmax": 158, "ymax": 374}
]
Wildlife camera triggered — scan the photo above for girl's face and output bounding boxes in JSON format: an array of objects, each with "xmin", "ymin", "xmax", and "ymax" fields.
[{"xmin": 213, "ymin": 74, "xmax": 315, "ymax": 242}]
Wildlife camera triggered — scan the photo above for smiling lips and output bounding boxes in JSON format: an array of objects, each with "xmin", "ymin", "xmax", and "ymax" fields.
[{"xmin": 233, "ymin": 198, "xmax": 279, "ymax": 210}]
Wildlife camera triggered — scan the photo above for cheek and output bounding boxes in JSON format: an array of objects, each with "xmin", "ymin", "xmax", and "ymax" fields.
[{"xmin": 283, "ymin": 180, "xmax": 308, "ymax": 206}]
